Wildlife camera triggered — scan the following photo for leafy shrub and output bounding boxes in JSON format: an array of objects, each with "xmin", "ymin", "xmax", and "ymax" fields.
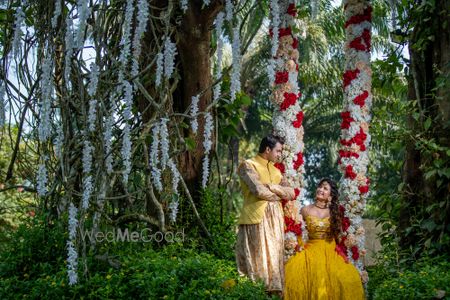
[
  {"xmin": 0, "ymin": 220, "xmax": 268, "ymax": 299},
  {"xmin": 369, "ymin": 257, "xmax": 450, "ymax": 300}
]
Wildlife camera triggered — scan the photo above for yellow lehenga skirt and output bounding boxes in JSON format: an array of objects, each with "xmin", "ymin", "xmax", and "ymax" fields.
[{"xmin": 284, "ymin": 216, "xmax": 365, "ymax": 300}]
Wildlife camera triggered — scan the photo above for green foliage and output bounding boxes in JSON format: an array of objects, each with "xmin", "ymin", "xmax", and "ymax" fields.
[
  {"xmin": 0, "ymin": 218, "xmax": 268, "ymax": 299},
  {"xmin": 368, "ymin": 257, "xmax": 450, "ymax": 300}
]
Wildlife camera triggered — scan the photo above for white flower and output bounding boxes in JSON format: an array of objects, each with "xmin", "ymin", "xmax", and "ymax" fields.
[
  {"xmin": 121, "ymin": 124, "xmax": 132, "ymax": 184},
  {"xmin": 88, "ymin": 99, "xmax": 97, "ymax": 132},
  {"xmin": 66, "ymin": 240, "xmax": 78, "ymax": 285},
  {"xmin": 52, "ymin": 0, "xmax": 62, "ymax": 28},
  {"xmin": 38, "ymin": 55, "xmax": 53, "ymax": 142},
  {"xmin": 190, "ymin": 95, "xmax": 199, "ymax": 133},
  {"xmin": 64, "ymin": 15, "xmax": 74, "ymax": 85},
  {"xmin": 168, "ymin": 198, "xmax": 179, "ymax": 223},
  {"xmin": 163, "ymin": 37, "xmax": 177, "ymax": 79},
  {"xmin": 203, "ymin": 0, "xmax": 210, "ymax": 6},
  {"xmin": 119, "ymin": 0, "xmax": 135, "ymax": 71},
  {"xmin": 37, "ymin": 162, "xmax": 48, "ymax": 196},
  {"xmin": 159, "ymin": 118, "xmax": 170, "ymax": 170},
  {"xmin": 103, "ymin": 112, "xmax": 113, "ymax": 174},
  {"xmin": 0, "ymin": 81, "xmax": 6, "ymax": 126},
  {"xmin": 150, "ymin": 123, "xmax": 162, "ymax": 191},
  {"xmin": 225, "ymin": 0, "xmax": 233, "ymax": 22},
  {"xmin": 88, "ymin": 63, "xmax": 99, "ymax": 97},
  {"xmin": 131, "ymin": 0, "xmax": 149, "ymax": 77},
  {"xmin": 82, "ymin": 139, "xmax": 93, "ymax": 209},
  {"xmin": 230, "ymin": 25, "xmax": 241, "ymax": 102},
  {"xmin": 75, "ymin": 0, "xmax": 90, "ymax": 49},
  {"xmin": 155, "ymin": 52, "xmax": 164, "ymax": 86},
  {"xmin": 68, "ymin": 202, "xmax": 78, "ymax": 239},
  {"xmin": 270, "ymin": 0, "xmax": 280, "ymax": 57},
  {"xmin": 168, "ymin": 158, "xmax": 180, "ymax": 193},
  {"xmin": 202, "ymin": 112, "xmax": 214, "ymax": 188},
  {"xmin": 213, "ymin": 12, "xmax": 224, "ymax": 102},
  {"xmin": 12, "ymin": 6, "xmax": 25, "ymax": 58},
  {"xmin": 180, "ymin": 0, "xmax": 188, "ymax": 13}
]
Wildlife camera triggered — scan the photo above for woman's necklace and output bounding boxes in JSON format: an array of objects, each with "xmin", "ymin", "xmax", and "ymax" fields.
[{"xmin": 314, "ymin": 202, "xmax": 328, "ymax": 209}]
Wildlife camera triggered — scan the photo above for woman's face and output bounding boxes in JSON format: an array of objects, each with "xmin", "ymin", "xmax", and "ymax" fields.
[{"xmin": 315, "ymin": 181, "xmax": 332, "ymax": 203}]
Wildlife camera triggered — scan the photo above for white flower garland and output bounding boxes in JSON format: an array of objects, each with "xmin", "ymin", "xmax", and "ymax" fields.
[
  {"xmin": 338, "ymin": 0, "xmax": 372, "ymax": 281},
  {"xmin": 88, "ymin": 63, "xmax": 99, "ymax": 132},
  {"xmin": 103, "ymin": 110, "xmax": 113, "ymax": 174},
  {"xmin": 159, "ymin": 118, "xmax": 170, "ymax": 170},
  {"xmin": 225, "ymin": 0, "xmax": 233, "ymax": 22},
  {"xmin": 36, "ymin": 160, "xmax": 48, "ymax": 196},
  {"xmin": 180, "ymin": 0, "xmax": 188, "ymax": 13},
  {"xmin": 64, "ymin": 15, "xmax": 74, "ymax": 85},
  {"xmin": 38, "ymin": 55, "xmax": 53, "ymax": 142},
  {"xmin": 12, "ymin": 5, "xmax": 25, "ymax": 58},
  {"xmin": 82, "ymin": 138, "xmax": 93, "ymax": 209},
  {"xmin": 67, "ymin": 202, "xmax": 78, "ymax": 285},
  {"xmin": 230, "ymin": 25, "xmax": 241, "ymax": 102},
  {"xmin": 150, "ymin": 123, "xmax": 163, "ymax": 191},
  {"xmin": 167, "ymin": 159, "xmax": 180, "ymax": 223},
  {"xmin": 75, "ymin": 0, "xmax": 90, "ymax": 50},
  {"xmin": 163, "ymin": 37, "xmax": 177, "ymax": 79},
  {"xmin": 131, "ymin": 0, "xmax": 149, "ymax": 77},
  {"xmin": 202, "ymin": 112, "xmax": 214, "ymax": 188},
  {"xmin": 0, "ymin": 80, "xmax": 6, "ymax": 127},
  {"xmin": 155, "ymin": 52, "xmax": 164, "ymax": 87},
  {"xmin": 213, "ymin": 12, "xmax": 224, "ymax": 102},
  {"xmin": 190, "ymin": 95, "xmax": 199, "ymax": 134},
  {"xmin": 51, "ymin": 0, "xmax": 62, "ymax": 28}
]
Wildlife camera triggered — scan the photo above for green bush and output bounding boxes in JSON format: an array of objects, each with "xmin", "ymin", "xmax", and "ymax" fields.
[
  {"xmin": 369, "ymin": 257, "xmax": 450, "ymax": 300},
  {"xmin": 0, "ymin": 218, "xmax": 268, "ymax": 299}
]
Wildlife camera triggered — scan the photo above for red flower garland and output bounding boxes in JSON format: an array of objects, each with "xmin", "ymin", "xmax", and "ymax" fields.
[
  {"xmin": 340, "ymin": 111, "xmax": 354, "ymax": 129},
  {"xmin": 293, "ymin": 152, "xmax": 304, "ymax": 170},
  {"xmin": 345, "ymin": 165, "xmax": 357, "ymax": 180},
  {"xmin": 285, "ymin": 216, "xmax": 302, "ymax": 236}
]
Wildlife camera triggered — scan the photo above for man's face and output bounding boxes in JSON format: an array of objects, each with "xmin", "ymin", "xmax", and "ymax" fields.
[{"xmin": 267, "ymin": 142, "xmax": 283, "ymax": 162}]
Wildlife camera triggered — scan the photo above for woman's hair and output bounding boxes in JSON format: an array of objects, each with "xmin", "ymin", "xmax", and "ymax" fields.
[
  {"xmin": 317, "ymin": 178, "xmax": 342, "ymax": 242},
  {"xmin": 258, "ymin": 134, "xmax": 284, "ymax": 153}
]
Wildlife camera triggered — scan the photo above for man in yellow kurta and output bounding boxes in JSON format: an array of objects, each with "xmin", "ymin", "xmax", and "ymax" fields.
[{"xmin": 235, "ymin": 134, "xmax": 295, "ymax": 296}]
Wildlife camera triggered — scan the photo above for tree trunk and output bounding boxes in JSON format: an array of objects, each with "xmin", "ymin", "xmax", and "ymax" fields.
[{"xmin": 399, "ymin": 0, "xmax": 450, "ymax": 252}]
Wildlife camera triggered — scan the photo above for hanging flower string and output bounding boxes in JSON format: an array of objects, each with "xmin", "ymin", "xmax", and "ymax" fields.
[
  {"xmin": 202, "ymin": 112, "xmax": 214, "ymax": 188},
  {"xmin": 337, "ymin": 0, "xmax": 372, "ymax": 284},
  {"xmin": 269, "ymin": 1, "xmax": 306, "ymax": 261}
]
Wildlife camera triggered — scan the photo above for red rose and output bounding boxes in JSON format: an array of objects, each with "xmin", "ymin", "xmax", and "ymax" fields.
[
  {"xmin": 275, "ymin": 71, "xmax": 289, "ymax": 84},
  {"xmin": 274, "ymin": 162, "xmax": 285, "ymax": 174},
  {"xmin": 292, "ymin": 111, "xmax": 304, "ymax": 128},
  {"xmin": 340, "ymin": 111, "xmax": 354, "ymax": 129},
  {"xmin": 343, "ymin": 69, "xmax": 360, "ymax": 88},
  {"xmin": 351, "ymin": 246, "xmax": 360, "ymax": 260},
  {"xmin": 293, "ymin": 152, "xmax": 304, "ymax": 170},
  {"xmin": 353, "ymin": 90, "xmax": 369, "ymax": 107},
  {"xmin": 287, "ymin": 3, "xmax": 297, "ymax": 16},
  {"xmin": 280, "ymin": 92, "xmax": 298, "ymax": 111},
  {"xmin": 294, "ymin": 188, "xmax": 300, "ymax": 199},
  {"xmin": 345, "ymin": 165, "xmax": 357, "ymax": 180},
  {"xmin": 342, "ymin": 217, "xmax": 351, "ymax": 231},
  {"xmin": 279, "ymin": 27, "xmax": 292, "ymax": 38},
  {"xmin": 339, "ymin": 205, "xmax": 346, "ymax": 214},
  {"xmin": 359, "ymin": 185, "xmax": 369, "ymax": 194},
  {"xmin": 292, "ymin": 38, "xmax": 299, "ymax": 49},
  {"xmin": 344, "ymin": 7, "xmax": 372, "ymax": 28}
]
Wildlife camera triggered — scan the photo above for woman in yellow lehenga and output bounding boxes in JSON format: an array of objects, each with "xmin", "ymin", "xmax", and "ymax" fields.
[{"xmin": 283, "ymin": 178, "xmax": 365, "ymax": 299}]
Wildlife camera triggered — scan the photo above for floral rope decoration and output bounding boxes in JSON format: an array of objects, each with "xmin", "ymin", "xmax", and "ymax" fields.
[
  {"xmin": 269, "ymin": 0, "xmax": 305, "ymax": 261},
  {"xmin": 337, "ymin": 0, "xmax": 372, "ymax": 283}
]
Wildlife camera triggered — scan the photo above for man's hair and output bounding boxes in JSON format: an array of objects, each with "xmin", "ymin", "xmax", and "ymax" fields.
[{"xmin": 258, "ymin": 134, "xmax": 284, "ymax": 153}]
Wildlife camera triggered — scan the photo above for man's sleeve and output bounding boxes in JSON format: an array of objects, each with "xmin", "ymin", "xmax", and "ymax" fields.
[
  {"xmin": 237, "ymin": 161, "xmax": 280, "ymax": 202},
  {"xmin": 269, "ymin": 176, "xmax": 296, "ymax": 200}
]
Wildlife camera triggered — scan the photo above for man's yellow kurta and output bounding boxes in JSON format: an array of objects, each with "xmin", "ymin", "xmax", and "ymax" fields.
[{"xmin": 235, "ymin": 154, "xmax": 295, "ymax": 293}]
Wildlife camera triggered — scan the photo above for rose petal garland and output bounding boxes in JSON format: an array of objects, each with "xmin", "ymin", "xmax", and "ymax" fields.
[
  {"xmin": 269, "ymin": 1, "xmax": 306, "ymax": 261},
  {"xmin": 338, "ymin": 0, "xmax": 372, "ymax": 282}
]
